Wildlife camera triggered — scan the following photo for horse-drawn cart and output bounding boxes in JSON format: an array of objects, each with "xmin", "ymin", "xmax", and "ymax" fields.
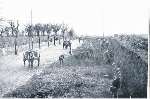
[{"xmin": 23, "ymin": 50, "xmax": 40, "ymax": 68}]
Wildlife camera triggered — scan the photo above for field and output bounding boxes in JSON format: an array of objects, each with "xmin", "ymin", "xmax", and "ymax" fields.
[
  {"xmin": 0, "ymin": 36, "xmax": 48, "ymax": 56},
  {"xmin": 1, "ymin": 35, "xmax": 148, "ymax": 98}
]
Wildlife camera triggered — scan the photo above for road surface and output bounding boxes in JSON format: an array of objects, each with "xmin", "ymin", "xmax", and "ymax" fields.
[{"xmin": 0, "ymin": 40, "xmax": 82, "ymax": 97}]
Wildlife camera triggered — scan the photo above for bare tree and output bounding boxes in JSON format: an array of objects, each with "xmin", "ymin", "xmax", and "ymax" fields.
[
  {"xmin": 61, "ymin": 23, "xmax": 68, "ymax": 41},
  {"xmin": 68, "ymin": 28, "xmax": 74, "ymax": 40},
  {"xmin": 45, "ymin": 24, "xmax": 52, "ymax": 47},
  {"xmin": 45, "ymin": 24, "xmax": 52, "ymax": 35},
  {"xmin": 51, "ymin": 24, "xmax": 61, "ymax": 46},
  {"xmin": 34, "ymin": 23, "xmax": 41, "ymax": 36},
  {"xmin": 8, "ymin": 20, "xmax": 19, "ymax": 55},
  {"xmin": 9, "ymin": 21, "xmax": 15, "ymax": 36},
  {"xmin": 34, "ymin": 23, "xmax": 42, "ymax": 49},
  {"xmin": 25, "ymin": 24, "xmax": 34, "ymax": 49},
  {"xmin": 0, "ymin": 28, "xmax": 4, "ymax": 37},
  {"xmin": 41, "ymin": 24, "xmax": 47, "ymax": 36},
  {"xmin": 4, "ymin": 27, "xmax": 10, "ymax": 37}
]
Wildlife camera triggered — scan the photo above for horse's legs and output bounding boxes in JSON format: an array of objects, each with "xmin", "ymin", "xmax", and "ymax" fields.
[
  {"xmin": 62, "ymin": 59, "xmax": 63, "ymax": 64},
  {"xmin": 38, "ymin": 59, "xmax": 40, "ymax": 66},
  {"xmin": 31, "ymin": 60, "xmax": 33, "ymax": 68},
  {"xmin": 65, "ymin": 45, "xmax": 67, "ymax": 49},
  {"xmin": 59, "ymin": 59, "xmax": 61, "ymax": 65},
  {"xmin": 63, "ymin": 43, "xmax": 65, "ymax": 49},
  {"xmin": 60, "ymin": 60, "xmax": 62, "ymax": 65},
  {"xmin": 69, "ymin": 46, "xmax": 72, "ymax": 54},
  {"xmin": 28, "ymin": 60, "xmax": 30, "ymax": 68},
  {"xmin": 24, "ymin": 60, "xmax": 25, "ymax": 66}
]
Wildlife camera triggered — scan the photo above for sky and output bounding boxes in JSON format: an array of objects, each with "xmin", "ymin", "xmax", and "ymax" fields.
[{"xmin": 0, "ymin": 0, "xmax": 149, "ymax": 36}]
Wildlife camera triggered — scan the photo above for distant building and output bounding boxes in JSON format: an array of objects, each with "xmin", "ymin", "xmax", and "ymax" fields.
[{"xmin": 114, "ymin": 34, "xmax": 118, "ymax": 37}]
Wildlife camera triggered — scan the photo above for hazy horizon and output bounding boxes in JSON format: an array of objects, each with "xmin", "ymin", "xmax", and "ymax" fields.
[{"xmin": 0, "ymin": 0, "xmax": 149, "ymax": 36}]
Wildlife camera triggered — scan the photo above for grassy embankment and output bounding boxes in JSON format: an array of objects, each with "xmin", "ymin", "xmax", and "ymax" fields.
[{"xmin": 4, "ymin": 36, "xmax": 148, "ymax": 98}]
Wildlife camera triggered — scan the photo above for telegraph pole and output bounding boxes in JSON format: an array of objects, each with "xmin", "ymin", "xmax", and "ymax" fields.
[
  {"xmin": 14, "ymin": 20, "xmax": 19, "ymax": 55},
  {"xmin": 31, "ymin": 10, "xmax": 32, "ymax": 25},
  {"xmin": 31, "ymin": 10, "xmax": 34, "ymax": 49},
  {"xmin": 102, "ymin": 9, "xmax": 104, "ymax": 38},
  {"xmin": 29, "ymin": 10, "xmax": 33, "ymax": 50}
]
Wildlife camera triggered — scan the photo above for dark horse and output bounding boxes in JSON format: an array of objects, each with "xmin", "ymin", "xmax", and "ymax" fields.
[
  {"xmin": 63, "ymin": 41, "xmax": 71, "ymax": 49},
  {"xmin": 59, "ymin": 55, "xmax": 64, "ymax": 65},
  {"xmin": 23, "ymin": 50, "xmax": 40, "ymax": 68},
  {"xmin": 63, "ymin": 41, "xmax": 72, "ymax": 54}
]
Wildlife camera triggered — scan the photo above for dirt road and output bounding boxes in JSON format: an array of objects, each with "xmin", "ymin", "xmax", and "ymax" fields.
[{"xmin": 0, "ymin": 40, "xmax": 82, "ymax": 97}]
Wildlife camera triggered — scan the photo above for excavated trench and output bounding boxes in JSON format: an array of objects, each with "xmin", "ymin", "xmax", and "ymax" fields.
[
  {"xmin": 108, "ymin": 39, "xmax": 147, "ymax": 98},
  {"xmin": 3, "ymin": 38, "xmax": 148, "ymax": 98}
]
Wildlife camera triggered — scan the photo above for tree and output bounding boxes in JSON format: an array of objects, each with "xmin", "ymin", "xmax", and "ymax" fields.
[
  {"xmin": 25, "ymin": 24, "xmax": 34, "ymax": 49},
  {"xmin": 34, "ymin": 23, "xmax": 41, "ymax": 36},
  {"xmin": 0, "ymin": 28, "xmax": 4, "ymax": 37},
  {"xmin": 25, "ymin": 25, "xmax": 34, "ymax": 36},
  {"xmin": 41, "ymin": 24, "xmax": 47, "ymax": 36},
  {"xmin": 34, "ymin": 23, "xmax": 42, "ymax": 49},
  {"xmin": 51, "ymin": 24, "xmax": 61, "ymax": 45},
  {"xmin": 45, "ymin": 24, "xmax": 52, "ymax": 47},
  {"xmin": 9, "ymin": 21, "xmax": 15, "ymax": 36},
  {"xmin": 61, "ymin": 23, "xmax": 68, "ymax": 41},
  {"xmin": 68, "ymin": 28, "xmax": 75, "ymax": 40},
  {"xmin": 4, "ymin": 27, "xmax": 10, "ymax": 37},
  {"xmin": 45, "ymin": 24, "xmax": 52, "ymax": 35},
  {"xmin": 8, "ymin": 20, "xmax": 19, "ymax": 55}
]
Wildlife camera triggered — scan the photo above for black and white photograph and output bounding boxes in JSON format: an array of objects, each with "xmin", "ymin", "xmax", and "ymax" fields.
[{"xmin": 0, "ymin": 0, "xmax": 149, "ymax": 98}]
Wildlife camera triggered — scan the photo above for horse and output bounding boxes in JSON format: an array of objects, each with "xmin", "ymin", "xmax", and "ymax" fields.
[
  {"xmin": 23, "ymin": 50, "xmax": 40, "ymax": 68},
  {"xmin": 63, "ymin": 41, "xmax": 71, "ymax": 49},
  {"xmin": 59, "ymin": 55, "xmax": 64, "ymax": 65},
  {"xmin": 63, "ymin": 41, "xmax": 72, "ymax": 54}
]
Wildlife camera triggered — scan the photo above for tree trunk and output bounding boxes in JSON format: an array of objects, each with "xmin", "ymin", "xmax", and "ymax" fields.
[
  {"xmin": 14, "ymin": 37, "xmax": 17, "ymax": 55},
  {"xmin": 29, "ymin": 37, "xmax": 31, "ymax": 49},
  {"xmin": 39, "ymin": 36, "xmax": 40, "ymax": 49},
  {"xmin": 11, "ymin": 28, "xmax": 14, "ymax": 36},
  {"xmin": 48, "ymin": 35, "xmax": 49, "ymax": 47},
  {"xmin": 79, "ymin": 38, "xmax": 80, "ymax": 43},
  {"xmin": 63, "ymin": 33, "xmax": 64, "ymax": 41},
  {"xmin": 7, "ymin": 32, "xmax": 9, "ymax": 37},
  {"xmin": 54, "ymin": 36, "xmax": 56, "ymax": 46},
  {"xmin": 43, "ymin": 32, "xmax": 45, "ymax": 36},
  {"xmin": 59, "ymin": 37, "xmax": 61, "ymax": 44},
  {"xmin": 31, "ymin": 37, "xmax": 33, "ymax": 49},
  {"xmin": 70, "ymin": 44, "xmax": 72, "ymax": 54}
]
